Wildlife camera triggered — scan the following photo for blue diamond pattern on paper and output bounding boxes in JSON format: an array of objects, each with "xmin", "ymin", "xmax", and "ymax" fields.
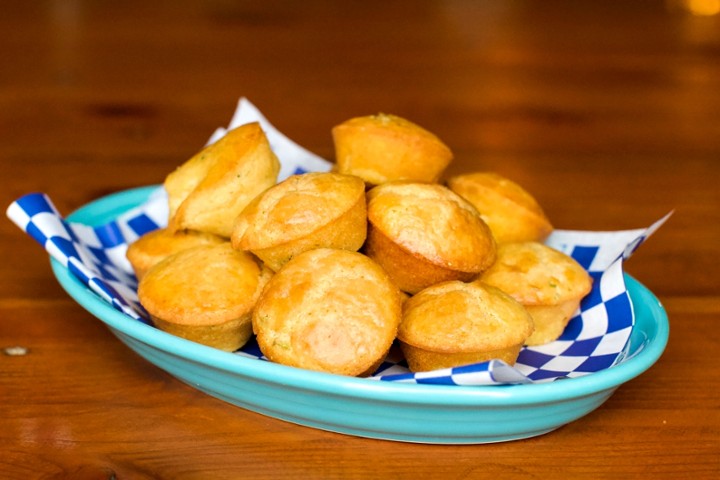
[
  {"xmin": 558, "ymin": 315, "xmax": 583, "ymax": 341},
  {"xmin": 94, "ymin": 222, "xmax": 126, "ymax": 248},
  {"xmin": 16, "ymin": 193, "xmax": 54, "ymax": 217},
  {"xmin": 127, "ymin": 213, "xmax": 161, "ymax": 237},
  {"xmin": 561, "ymin": 336, "xmax": 603, "ymax": 356},
  {"xmin": 570, "ymin": 245, "xmax": 599, "ymax": 270},
  {"xmin": 577, "ymin": 353, "xmax": 618, "ymax": 372},
  {"xmin": 26, "ymin": 221, "xmax": 49, "ymax": 246},
  {"xmin": 604, "ymin": 294, "xmax": 633, "ymax": 333}
]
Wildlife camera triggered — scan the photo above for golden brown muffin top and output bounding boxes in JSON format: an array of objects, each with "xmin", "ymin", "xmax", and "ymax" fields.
[
  {"xmin": 138, "ymin": 243, "xmax": 268, "ymax": 326},
  {"xmin": 366, "ymin": 182, "xmax": 496, "ymax": 272},
  {"xmin": 331, "ymin": 113, "xmax": 453, "ymax": 185},
  {"xmin": 164, "ymin": 122, "xmax": 280, "ymax": 238},
  {"xmin": 398, "ymin": 281, "xmax": 534, "ymax": 353},
  {"xmin": 334, "ymin": 113, "xmax": 450, "ymax": 149},
  {"xmin": 232, "ymin": 172, "xmax": 366, "ymax": 249},
  {"xmin": 126, "ymin": 227, "xmax": 225, "ymax": 279},
  {"xmin": 479, "ymin": 242, "xmax": 593, "ymax": 306},
  {"xmin": 253, "ymin": 248, "xmax": 402, "ymax": 376},
  {"xmin": 447, "ymin": 172, "xmax": 553, "ymax": 243}
]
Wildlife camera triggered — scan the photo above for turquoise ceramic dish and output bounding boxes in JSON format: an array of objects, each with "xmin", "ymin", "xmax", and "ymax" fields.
[{"xmin": 51, "ymin": 186, "xmax": 670, "ymax": 444}]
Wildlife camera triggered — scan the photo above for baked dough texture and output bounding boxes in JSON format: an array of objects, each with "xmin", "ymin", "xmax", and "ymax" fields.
[
  {"xmin": 164, "ymin": 122, "xmax": 280, "ymax": 238},
  {"xmin": 135, "ymin": 111, "xmax": 578, "ymax": 369},
  {"xmin": 231, "ymin": 172, "xmax": 367, "ymax": 271},
  {"xmin": 398, "ymin": 280, "xmax": 534, "ymax": 372},
  {"xmin": 126, "ymin": 227, "xmax": 225, "ymax": 280},
  {"xmin": 447, "ymin": 172, "xmax": 553, "ymax": 243},
  {"xmin": 138, "ymin": 243, "xmax": 271, "ymax": 351},
  {"xmin": 365, "ymin": 182, "xmax": 496, "ymax": 294},
  {"xmin": 479, "ymin": 241, "xmax": 593, "ymax": 345},
  {"xmin": 253, "ymin": 248, "xmax": 402, "ymax": 377},
  {"xmin": 331, "ymin": 113, "xmax": 453, "ymax": 185}
]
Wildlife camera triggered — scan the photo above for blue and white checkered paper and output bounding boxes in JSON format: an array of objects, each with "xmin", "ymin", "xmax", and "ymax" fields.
[{"xmin": 7, "ymin": 97, "xmax": 668, "ymax": 386}]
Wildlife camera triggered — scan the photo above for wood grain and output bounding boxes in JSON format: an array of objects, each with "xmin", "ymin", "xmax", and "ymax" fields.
[{"xmin": 2, "ymin": 1, "xmax": 719, "ymax": 478}]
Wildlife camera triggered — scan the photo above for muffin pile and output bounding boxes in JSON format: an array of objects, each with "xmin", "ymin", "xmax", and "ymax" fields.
[{"xmin": 130, "ymin": 113, "xmax": 592, "ymax": 377}]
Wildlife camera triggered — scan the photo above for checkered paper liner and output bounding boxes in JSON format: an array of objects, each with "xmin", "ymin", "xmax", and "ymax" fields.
[{"xmin": 7, "ymin": 98, "xmax": 668, "ymax": 386}]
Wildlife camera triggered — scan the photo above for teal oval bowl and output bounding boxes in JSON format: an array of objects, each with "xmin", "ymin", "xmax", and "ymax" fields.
[{"xmin": 51, "ymin": 186, "xmax": 670, "ymax": 444}]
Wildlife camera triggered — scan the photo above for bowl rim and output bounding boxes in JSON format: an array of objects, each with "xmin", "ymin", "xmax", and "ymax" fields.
[{"xmin": 52, "ymin": 185, "xmax": 670, "ymax": 408}]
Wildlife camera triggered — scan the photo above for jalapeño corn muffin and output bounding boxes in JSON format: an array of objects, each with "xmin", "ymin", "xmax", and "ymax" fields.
[
  {"xmin": 138, "ymin": 243, "xmax": 271, "ymax": 352},
  {"xmin": 479, "ymin": 241, "xmax": 593, "ymax": 346},
  {"xmin": 398, "ymin": 280, "xmax": 534, "ymax": 372},
  {"xmin": 252, "ymin": 248, "xmax": 402, "ymax": 377},
  {"xmin": 447, "ymin": 172, "xmax": 553, "ymax": 244},
  {"xmin": 331, "ymin": 113, "xmax": 453, "ymax": 185},
  {"xmin": 231, "ymin": 172, "xmax": 367, "ymax": 272},
  {"xmin": 126, "ymin": 227, "xmax": 225, "ymax": 280},
  {"xmin": 164, "ymin": 122, "xmax": 280, "ymax": 238},
  {"xmin": 364, "ymin": 182, "xmax": 496, "ymax": 294}
]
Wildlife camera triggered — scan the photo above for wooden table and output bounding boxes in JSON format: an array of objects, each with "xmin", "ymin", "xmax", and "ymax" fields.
[{"xmin": 2, "ymin": 1, "xmax": 719, "ymax": 478}]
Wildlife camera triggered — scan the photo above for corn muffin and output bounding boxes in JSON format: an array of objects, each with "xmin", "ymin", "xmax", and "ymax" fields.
[
  {"xmin": 364, "ymin": 182, "xmax": 496, "ymax": 294},
  {"xmin": 398, "ymin": 280, "xmax": 534, "ymax": 372},
  {"xmin": 126, "ymin": 227, "xmax": 225, "ymax": 280},
  {"xmin": 479, "ymin": 241, "xmax": 593, "ymax": 346},
  {"xmin": 231, "ymin": 172, "xmax": 367, "ymax": 272},
  {"xmin": 253, "ymin": 248, "xmax": 402, "ymax": 377},
  {"xmin": 165, "ymin": 122, "xmax": 280, "ymax": 238},
  {"xmin": 447, "ymin": 172, "xmax": 553, "ymax": 244},
  {"xmin": 138, "ymin": 243, "xmax": 271, "ymax": 351},
  {"xmin": 331, "ymin": 113, "xmax": 453, "ymax": 185}
]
